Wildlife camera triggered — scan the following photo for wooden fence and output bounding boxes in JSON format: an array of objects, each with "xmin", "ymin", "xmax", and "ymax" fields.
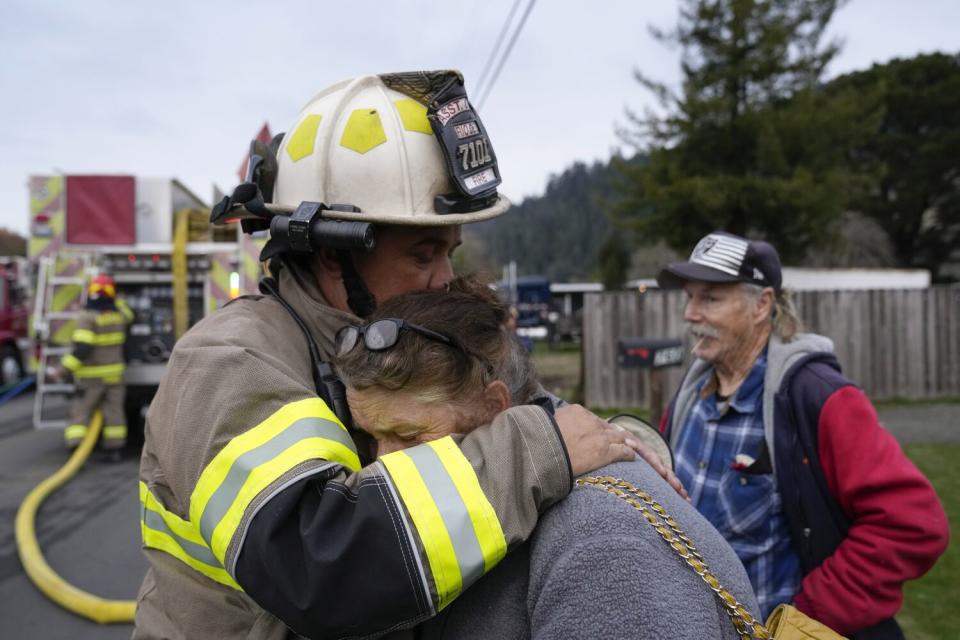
[{"xmin": 583, "ymin": 285, "xmax": 960, "ymax": 409}]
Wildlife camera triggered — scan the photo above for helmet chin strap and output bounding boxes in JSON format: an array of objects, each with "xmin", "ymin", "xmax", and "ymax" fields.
[{"xmin": 336, "ymin": 250, "xmax": 377, "ymax": 318}]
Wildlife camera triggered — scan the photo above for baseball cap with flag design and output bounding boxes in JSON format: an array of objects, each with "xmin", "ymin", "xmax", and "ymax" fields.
[{"xmin": 656, "ymin": 231, "xmax": 782, "ymax": 292}]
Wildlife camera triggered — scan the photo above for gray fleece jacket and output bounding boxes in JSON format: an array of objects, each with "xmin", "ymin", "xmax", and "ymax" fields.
[{"xmin": 410, "ymin": 459, "xmax": 760, "ymax": 639}]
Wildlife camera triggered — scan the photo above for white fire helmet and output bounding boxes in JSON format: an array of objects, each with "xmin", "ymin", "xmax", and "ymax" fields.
[{"xmin": 271, "ymin": 71, "xmax": 510, "ymax": 226}]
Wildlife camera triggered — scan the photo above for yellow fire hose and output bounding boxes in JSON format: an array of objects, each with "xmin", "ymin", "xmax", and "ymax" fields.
[{"xmin": 14, "ymin": 410, "xmax": 137, "ymax": 623}]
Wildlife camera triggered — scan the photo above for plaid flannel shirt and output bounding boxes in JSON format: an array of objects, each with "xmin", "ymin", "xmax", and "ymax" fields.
[{"xmin": 674, "ymin": 351, "xmax": 801, "ymax": 617}]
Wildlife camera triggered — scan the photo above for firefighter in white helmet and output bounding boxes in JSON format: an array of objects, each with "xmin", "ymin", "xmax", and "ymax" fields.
[{"xmin": 134, "ymin": 71, "xmax": 675, "ymax": 639}]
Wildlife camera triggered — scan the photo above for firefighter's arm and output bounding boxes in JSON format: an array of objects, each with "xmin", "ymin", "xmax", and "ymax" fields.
[
  {"xmin": 115, "ymin": 297, "xmax": 135, "ymax": 324},
  {"xmin": 230, "ymin": 403, "xmax": 576, "ymax": 638},
  {"xmin": 60, "ymin": 313, "xmax": 96, "ymax": 373}
]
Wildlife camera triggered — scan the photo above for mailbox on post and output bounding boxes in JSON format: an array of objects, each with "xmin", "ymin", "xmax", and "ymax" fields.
[
  {"xmin": 617, "ymin": 337, "xmax": 685, "ymax": 427},
  {"xmin": 618, "ymin": 338, "xmax": 685, "ymax": 369}
]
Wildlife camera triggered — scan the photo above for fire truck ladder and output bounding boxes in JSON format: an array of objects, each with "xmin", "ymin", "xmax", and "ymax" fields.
[{"xmin": 32, "ymin": 254, "xmax": 92, "ymax": 429}]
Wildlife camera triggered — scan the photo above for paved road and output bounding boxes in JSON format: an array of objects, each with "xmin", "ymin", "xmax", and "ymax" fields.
[
  {"xmin": 0, "ymin": 392, "xmax": 141, "ymax": 639},
  {"xmin": 875, "ymin": 402, "xmax": 960, "ymax": 444},
  {"xmin": 0, "ymin": 390, "xmax": 957, "ymax": 638}
]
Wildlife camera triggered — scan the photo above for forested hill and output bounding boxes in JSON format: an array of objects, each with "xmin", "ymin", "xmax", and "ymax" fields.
[{"xmin": 470, "ymin": 158, "xmax": 635, "ymax": 282}]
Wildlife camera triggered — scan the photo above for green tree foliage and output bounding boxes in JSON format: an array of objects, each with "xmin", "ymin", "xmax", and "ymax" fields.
[
  {"xmin": 472, "ymin": 160, "xmax": 629, "ymax": 281},
  {"xmin": 597, "ymin": 231, "xmax": 630, "ymax": 289},
  {"xmin": 828, "ymin": 53, "xmax": 960, "ymax": 281},
  {"xmin": 614, "ymin": 0, "xmax": 878, "ymax": 263}
]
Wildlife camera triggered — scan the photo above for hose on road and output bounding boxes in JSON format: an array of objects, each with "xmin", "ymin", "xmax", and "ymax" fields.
[{"xmin": 14, "ymin": 410, "xmax": 137, "ymax": 623}]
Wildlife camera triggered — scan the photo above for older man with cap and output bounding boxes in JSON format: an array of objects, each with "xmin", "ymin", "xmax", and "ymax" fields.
[{"xmin": 657, "ymin": 231, "xmax": 949, "ymax": 640}]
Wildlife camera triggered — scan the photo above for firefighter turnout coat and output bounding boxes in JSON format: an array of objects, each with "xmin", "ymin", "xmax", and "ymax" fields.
[
  {"xmin": 134, "ymin": 265, "xmax": 573, "ymax": 640},
  {"xmin": 61, "ymin": 300, "xmax": 133, "ymax": 448}
]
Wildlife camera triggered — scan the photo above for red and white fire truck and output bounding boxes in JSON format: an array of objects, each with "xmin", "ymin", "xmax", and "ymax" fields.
[{"xmin": 27, "ymin": 174, "xmax": 266, "ymax": 433}]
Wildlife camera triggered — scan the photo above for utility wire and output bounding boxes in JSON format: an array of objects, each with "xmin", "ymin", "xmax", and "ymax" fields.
[
  {"xmin": 475, "ymin": 0, "xmax": 525, "ymax": 98},
  {"xmin": 477, "ymin": 0, "xmax": 538, "ymax": 110}
]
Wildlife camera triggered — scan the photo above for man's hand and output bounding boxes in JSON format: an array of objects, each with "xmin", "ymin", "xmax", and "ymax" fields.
[
  {"xmin": 634, "ymin": 440, "xmax": 689, "ymax": 500},
  {"xmin": 554, "ymin": 404, "xmax": 689, "ymax": 500}
]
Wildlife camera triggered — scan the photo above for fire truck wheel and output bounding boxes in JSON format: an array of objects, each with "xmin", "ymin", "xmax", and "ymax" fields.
[{"xmin": 0, "ymin": 345, "xmax": 24, "ymax": 385}]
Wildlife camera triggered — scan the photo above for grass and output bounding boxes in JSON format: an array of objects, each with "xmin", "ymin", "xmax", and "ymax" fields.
[
  {"xmin": 530, "ymin": 341, "xmax": 583, "ymax": 402},
  {"xmin": 897, "ymin": 444, "xmax": 959, "ymax": 639},
  {"xmin": 874, "ymin": 396, "xmax": 960, "ymax": 409},
  {"xmin": 530, "ymin": 341, "xmax": 958, "ymax": 636}
]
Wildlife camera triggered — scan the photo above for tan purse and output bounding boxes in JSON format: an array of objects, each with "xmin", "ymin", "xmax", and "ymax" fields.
[{"xmin": 576, "ymin": 476, "xmax": 848, "ymax": 640}]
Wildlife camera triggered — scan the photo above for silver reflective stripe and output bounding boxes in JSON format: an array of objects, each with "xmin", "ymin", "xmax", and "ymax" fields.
[
  {"xmin": 404, "ymin": 444, "xmax": 486, "ymax": 589},
  {"xmin": 141, "ymin": 503, "xmax": 222, "ymax": 568},
  {"xmin": 199, "ymin": 417, "xmax": 355, "ymax": 542}
]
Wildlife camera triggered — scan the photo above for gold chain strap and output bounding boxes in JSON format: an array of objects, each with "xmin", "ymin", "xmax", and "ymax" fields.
[{"xmin": 576, "ymin": 476, "xmax": 771, "ymax": 640}]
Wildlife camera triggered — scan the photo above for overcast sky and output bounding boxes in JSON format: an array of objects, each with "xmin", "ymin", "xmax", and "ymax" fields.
[{"xmin": 1, "ymin": 0, "xmax": 957, "ymax": 236}]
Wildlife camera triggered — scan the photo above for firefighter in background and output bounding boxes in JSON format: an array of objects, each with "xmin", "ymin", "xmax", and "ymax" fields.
[{"xmin": 59, "ymin": 273, "xmax": 133, "ymax": 452}]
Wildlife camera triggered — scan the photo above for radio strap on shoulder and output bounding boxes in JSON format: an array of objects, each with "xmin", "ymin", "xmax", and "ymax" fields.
[{"xmin": 259, "ymin": 276, "xmax": 354, "ymax": 431}]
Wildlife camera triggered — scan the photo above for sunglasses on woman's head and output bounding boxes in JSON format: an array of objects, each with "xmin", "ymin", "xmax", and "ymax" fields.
[{"xmin": 335, "ymin": 319, "xmax": 458, "ymax": 357}]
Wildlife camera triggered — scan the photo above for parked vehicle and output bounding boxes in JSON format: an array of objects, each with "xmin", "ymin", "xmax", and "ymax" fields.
[{"xmin": 0, "ymin": 258, "xmax": 29, "ymax": 385}]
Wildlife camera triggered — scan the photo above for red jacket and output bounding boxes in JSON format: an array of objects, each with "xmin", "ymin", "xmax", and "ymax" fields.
[{"xmin": 792, "ymin": 385, "xmax": 949, "ymax": 634}]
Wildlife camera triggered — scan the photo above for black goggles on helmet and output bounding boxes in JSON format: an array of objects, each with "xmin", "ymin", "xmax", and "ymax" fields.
[{"xmin": 335, "ymin": 319, "xmax": 458, "ymax": 358}]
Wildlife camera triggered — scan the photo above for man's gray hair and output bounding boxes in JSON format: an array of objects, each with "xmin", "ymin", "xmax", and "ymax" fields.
[{"xmin": 741, "ymin": 283, "xmax": 801, "ymax": 342}]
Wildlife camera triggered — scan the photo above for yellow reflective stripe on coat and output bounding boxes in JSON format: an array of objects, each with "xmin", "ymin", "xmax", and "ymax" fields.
[
  {"xmin": 426, "ymin": 438, "xmax": 506, "ymax": 573},
  {"xmin": 73, "ymin": 330, "xmax": 125, "ymax": 346},
  {"xmin": 139, "ymin": 482, "xmax": 242, "ymax": 590},
  {"xmin": 72, "ymin": 328, "xmax": 96, "ymax": 344},
  {"xmin": 116, "ymin": 299, "xmax": 135, "ymax": 322},
  {"xmin": 61, "ymin": 353, "xmax": 83, "ymax": 372},
  {"xmin": 379, "ymin": 436, "xmax": 507, "ymax": 611},
  {"xmin": 73, "ymin": 363, "xmax": 125, "ymax": 379},
  {"xmin": 95, "ymin": 311, "xmax": 126, "ymax": 326},
  {"xmin": 189, "ymin": 398, "xmax": 360, "ymax": 565},
  {"xmin": 93, "ymin": 331, "xmax": 125, "ymax": 346}
]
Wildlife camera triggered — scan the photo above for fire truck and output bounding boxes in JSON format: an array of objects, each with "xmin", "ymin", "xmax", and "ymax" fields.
[{"xmin": 27, "ymin": 174, "xmax": 266, "ymax": 435}]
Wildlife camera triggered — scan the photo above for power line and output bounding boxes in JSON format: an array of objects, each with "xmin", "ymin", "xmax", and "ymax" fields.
[
  {"xmin": 474, "ymin": 0, "xmax": 525, "ymax": 98},
  {"xmin": 477, "ymin": 0, "xmax": 538, "ymax": 110}
]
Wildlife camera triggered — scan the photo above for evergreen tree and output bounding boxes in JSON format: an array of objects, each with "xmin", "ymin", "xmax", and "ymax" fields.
[
  {"xmin": 0, "ymin": 228, "xmax": 27, "ymax": 256},
  {"xmin": 614, "ymin": 0, "xmax": 878, "ymax": 263},
  {"xmin": 829, "ymin": 53, "xmax": 960, "ymax": 281},
  {"xmin": 597, "ymin": 231, "xmax": 630, "ymax": 289},
  {"xmin": 474, "ymin": 160, "xmax": 626, "ymax": 281}
]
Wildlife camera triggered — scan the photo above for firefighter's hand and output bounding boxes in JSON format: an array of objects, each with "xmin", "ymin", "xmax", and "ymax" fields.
[
  {"xmin": 46, "ymin": 366, "xmax": 65, "ymax": 383},
  {"xmin": 555, "ymin": 404, "xmax": 638, "ymax": 475},
  {"xmin": 555, "ymin": 404, "xmax": 688, "ymax": 499},
  {"xmin": 634, "ymin": 439, "xmax": 688, "ymax": 501}
]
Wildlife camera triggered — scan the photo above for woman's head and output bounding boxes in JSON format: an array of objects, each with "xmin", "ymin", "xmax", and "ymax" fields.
[{"xmin": 335, "ymin": 275, "xmax": 538, "ymax": 455}]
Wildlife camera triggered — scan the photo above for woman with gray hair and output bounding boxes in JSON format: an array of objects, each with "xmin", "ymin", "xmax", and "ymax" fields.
[{"xmin": 336, "ymin": 276, "xmax": 760, "ymax": 639}]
